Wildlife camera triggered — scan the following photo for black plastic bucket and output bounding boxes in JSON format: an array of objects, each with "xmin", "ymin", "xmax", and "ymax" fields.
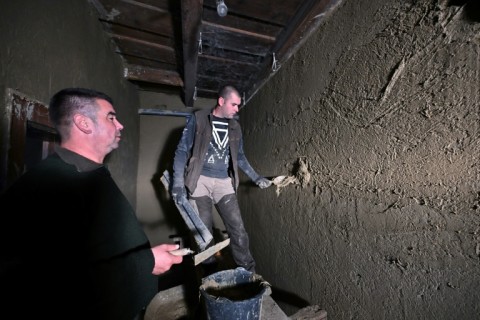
[{"xmin": 199, "ymin": 267, "xmax": 271, "ymax": 320}]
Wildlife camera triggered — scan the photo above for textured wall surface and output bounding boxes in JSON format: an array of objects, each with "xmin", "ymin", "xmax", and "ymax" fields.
[
  {"xmin": 0, "ymin": 0, "xmax": 140, "ymax": 204},
  {"xmin": 240, "ymin": 0, "xmax": 479, "ymax": 318}
]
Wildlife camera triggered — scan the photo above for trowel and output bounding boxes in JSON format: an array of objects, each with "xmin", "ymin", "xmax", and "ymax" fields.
[
  {"xmin": 193, "ymin": 238, "xmax": 231, "ymax": 265},
  {"xmin": 169, "ymin": 238, "xmax": 231, "ymax": 265},
  {"xmin": 271, "ymin": 175, "xmax": 287, "ymax": 186}
]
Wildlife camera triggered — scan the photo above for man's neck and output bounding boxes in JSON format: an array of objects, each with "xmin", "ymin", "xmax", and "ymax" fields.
[
  {"xmin": 212, "ymin": 105, "xmax": 223, "ymax": 118},
  {"xmin": 60, "ymin": 141, "xmax": 104, "ymax": 164},
  {"xmin": 55, "ymin": 145, "xmax": 104, "ymax": 172}
]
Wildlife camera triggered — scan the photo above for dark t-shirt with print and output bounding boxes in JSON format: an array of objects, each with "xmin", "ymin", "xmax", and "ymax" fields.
[{"xmin": 201, "ymin": 116, "xmax": 229, "ymax": 178}]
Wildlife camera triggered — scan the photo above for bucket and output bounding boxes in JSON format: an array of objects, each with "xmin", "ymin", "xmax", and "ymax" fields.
[{"xmin": 199, "ymin": 267, "xmax": 271, "ymax": 320}]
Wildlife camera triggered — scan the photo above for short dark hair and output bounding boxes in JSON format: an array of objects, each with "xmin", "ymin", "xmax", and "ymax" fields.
[
  {"xmin": 49, "ymin": 88, "xmax": 113, "ymax": 138},
  {"xmin": 218, "ymin": 85, "xmax": 240, "ymax": 100}
]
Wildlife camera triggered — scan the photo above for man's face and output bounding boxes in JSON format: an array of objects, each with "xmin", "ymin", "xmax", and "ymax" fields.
[
  {"xmin": 92, "ymin": 99, "xmax": 124, "ymax": 155},
  {"xmin": 217, "ymin": 92, "xmax": 241, "ymax": 119}
]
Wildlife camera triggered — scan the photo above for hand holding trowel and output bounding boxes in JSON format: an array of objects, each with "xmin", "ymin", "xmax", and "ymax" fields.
[
  {"xmin": 269, "ymin": 175, "xmax": 296, "ymax": 187},
  {"xmin": 161, "ymin": 169, "xmax": 231, "ymax": 265},
  {"xmin": 169, "ymin": 239, "xmax": 231, "ymax": 265}
]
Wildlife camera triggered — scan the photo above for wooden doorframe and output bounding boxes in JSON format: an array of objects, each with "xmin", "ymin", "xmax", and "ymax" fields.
[{"xmin": 1, "ymin": 89, "xmax": 58, "ymax": 191}]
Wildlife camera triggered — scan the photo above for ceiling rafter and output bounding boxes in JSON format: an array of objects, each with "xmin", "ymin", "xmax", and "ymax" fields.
[
  {"xmin": 88, "ymin": 0, "xmax": 344, "ymax": 107},
  {"xmin": 181, "ymin": 0, "xmax": 203, "ymax": 107}
]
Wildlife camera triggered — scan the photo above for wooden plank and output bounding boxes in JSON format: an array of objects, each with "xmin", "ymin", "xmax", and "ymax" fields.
[
  {"xmin": 110, "ymin": 34, "xmax": 177, "ymax": 64},
  {"xmin": 104, "ymin": 23, "xmax": 174, "ymax": 47},
  {"xmin": 125, "ymin": 65, "xmax": 183, "ymax": 86},
  {"xmin": 181, "ymin": 0, "xmax": 203, "ymax": 107},
  {"xmin": 95, "ymin": 0, "xmax": 174, "ymax": 36}
]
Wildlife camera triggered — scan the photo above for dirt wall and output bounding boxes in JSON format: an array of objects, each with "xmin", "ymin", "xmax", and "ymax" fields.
[{"xmin": 240, "ymin": 0, "xmax": 480, "ymax": 318}]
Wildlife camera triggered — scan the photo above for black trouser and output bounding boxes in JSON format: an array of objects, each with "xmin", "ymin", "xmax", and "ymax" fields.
[{"xmin": 190, "ymin": 194, "xmax": 256, "ymax": 272}]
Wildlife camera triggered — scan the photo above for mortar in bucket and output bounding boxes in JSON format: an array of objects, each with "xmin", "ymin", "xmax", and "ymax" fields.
[{"xmin": 199, "ymin": 267, "xmax": 271, "ymax": 320}]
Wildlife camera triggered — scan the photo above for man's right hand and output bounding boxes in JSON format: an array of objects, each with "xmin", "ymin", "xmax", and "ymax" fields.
[
  {"xmin": 171, "ymin": 186, "xmax": 187, "ymax": 203},
  {"xmin": 151, "ymin": 244, "xmax": 183, "ymax": 275}
]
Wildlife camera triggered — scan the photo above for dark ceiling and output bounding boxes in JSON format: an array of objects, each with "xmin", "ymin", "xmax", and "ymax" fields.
[{"xmin": 88, "ymin": 0, "xmax": 343, "ymax": 107}]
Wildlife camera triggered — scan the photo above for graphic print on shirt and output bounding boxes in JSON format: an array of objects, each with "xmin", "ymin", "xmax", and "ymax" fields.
[{"xmin": 208, "ymin": 120, "xmax": 229, "ymax": 164}]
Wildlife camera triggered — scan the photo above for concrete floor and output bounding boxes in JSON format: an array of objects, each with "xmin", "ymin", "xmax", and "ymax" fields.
[
  {"xmin": 150, "ymin": 244, "xmax": 327, "ymax": 320},
  {"xmin": 145, "ymin": 283, "xmax": 290, "ymax": 320}
]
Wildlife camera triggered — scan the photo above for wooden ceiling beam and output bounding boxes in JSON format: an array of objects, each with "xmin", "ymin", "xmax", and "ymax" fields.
[
  {"xmin": 125, "ymin": 65, "xmax": 183, "ymax": 87},
  {"xmin": 119, "ymin": 0, "xmax": 168, "ymax": 13},
  {"xmin": 245, "ymin": 0, "xmax": 344, "ymax": 104},
  {"xmin": 181, "ymin": 0, "xmax": 203, "ymax": 107}
]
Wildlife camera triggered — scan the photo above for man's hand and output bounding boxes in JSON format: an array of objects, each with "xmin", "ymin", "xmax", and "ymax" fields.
[
  {"xmin": 255, "ymin": 177, "xmax": 272, "ymax": 189},
  {"xmin": 171, "ymin": 186, "xmax": 187, "ymax": 203},
  {"xmin": 151, "ymin": 244, "xmax": 183, "ymax": 275}
]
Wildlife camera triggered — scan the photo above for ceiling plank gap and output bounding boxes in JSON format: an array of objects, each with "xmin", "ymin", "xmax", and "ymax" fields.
[
  {"xmin": 181, "ymin": 0, "xmax": 203, "ymax": 107},
  {"xmin": 202, "ymin": 21, "xmax": 275, "ymax": 41}
]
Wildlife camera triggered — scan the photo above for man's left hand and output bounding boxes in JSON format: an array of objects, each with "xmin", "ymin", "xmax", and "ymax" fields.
[{"xmin": 255, "ymin": 177, "xmax": 272, "ymax": 189}]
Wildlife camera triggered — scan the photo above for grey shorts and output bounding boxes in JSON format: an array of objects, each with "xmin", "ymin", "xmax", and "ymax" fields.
[{"xmin": 190, "ymin": 175, "xmax": 235, "ymax": 204}]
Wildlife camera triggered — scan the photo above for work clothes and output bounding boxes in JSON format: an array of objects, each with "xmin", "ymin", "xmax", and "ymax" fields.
[{"xmin": 172, "ymin": 108, "xmax": 261, "ymax": 271}]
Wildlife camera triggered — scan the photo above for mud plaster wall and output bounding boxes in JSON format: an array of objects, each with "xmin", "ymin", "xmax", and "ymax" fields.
[
  {"xmin": 0, "ymin": 0, "xmax": 140, "ymax": 204},
  {"xmin": 240, "ymin": 0, "xmax": 480, "ymax": 318}
]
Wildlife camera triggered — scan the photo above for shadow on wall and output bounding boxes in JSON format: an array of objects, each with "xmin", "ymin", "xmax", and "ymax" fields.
[
  {"xmin": 448, "ymin": 0, "xmax": 480, "ymax": 22},
  {"xmin": 149, "ymin": 127, "xmax": 190, "ymax": 239},
  {"xmin": 270, "ymin": 286, "xmax": 310, "ymax": 313}
]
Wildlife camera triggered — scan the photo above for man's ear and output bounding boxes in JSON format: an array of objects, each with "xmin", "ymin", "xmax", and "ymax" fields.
[
  {"xmin": 218, "ymin": 96, "xmax": 224, "ymax": 107},
  {"xmin": 73, "ymin": 114, "xmax": 92, "ymax": 134}
]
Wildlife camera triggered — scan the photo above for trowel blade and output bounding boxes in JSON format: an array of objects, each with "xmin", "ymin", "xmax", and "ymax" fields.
[
  {"xmin": 271, "ymin": 175, "xmax": 287, "ymax": 185},
  {"xmin": 194, "ymin": 238, "xmax": 230, "ymax": 266}
]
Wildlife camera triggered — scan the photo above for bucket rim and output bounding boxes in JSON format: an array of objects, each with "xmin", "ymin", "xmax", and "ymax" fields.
[{"xmin": 199, "ymin": 267, "xmax": 271, "ymax": 303}]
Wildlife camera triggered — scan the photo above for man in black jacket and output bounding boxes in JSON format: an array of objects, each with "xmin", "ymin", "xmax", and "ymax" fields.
[
  {"xmin": 171, "ymin": 85, "xmax": 271, "ymax": 273},
  {"xmin": 0, "ymin": 88, "xmax": 182, "ymax": 319}
]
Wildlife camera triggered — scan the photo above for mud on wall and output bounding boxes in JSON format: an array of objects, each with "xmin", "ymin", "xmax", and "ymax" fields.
[{"xmin": 240, "ymin": 0, "xmax": 479, "ymax": 318}]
